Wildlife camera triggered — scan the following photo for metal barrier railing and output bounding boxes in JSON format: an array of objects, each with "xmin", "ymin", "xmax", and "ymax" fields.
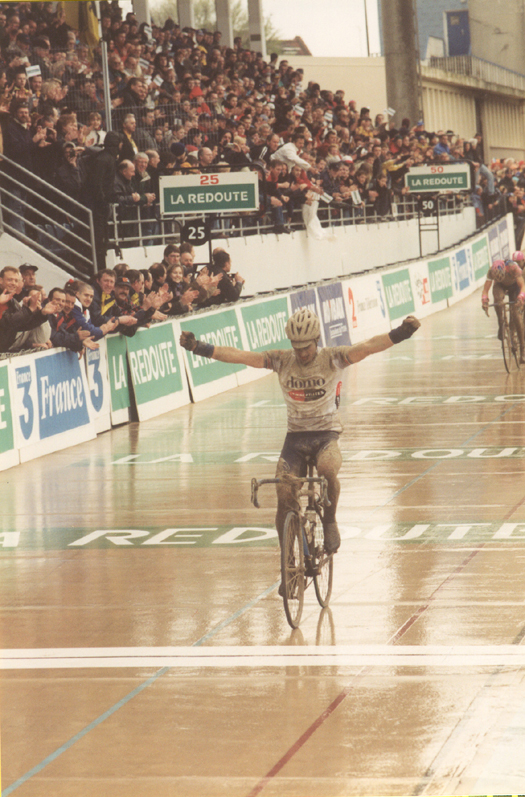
[
  {"xmin": 0, "ymin": 154, "xmax": 96, "ymax": 280},
  {"xmin": 427, "ymin": 55, "xmax": 525, "ymax": 91},
  {"xmin": 107, "ymin": 192, "xmax": 475, "ymax": 250}
]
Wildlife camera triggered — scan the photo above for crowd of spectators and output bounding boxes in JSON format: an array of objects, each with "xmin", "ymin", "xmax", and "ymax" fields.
[
  {"xmin": 0, "ymin": 0, "xmax": 515, "ymax": 269},
  {"xmin": 0, "ymin": 245, "xmax": 245, "ymax": 355}
]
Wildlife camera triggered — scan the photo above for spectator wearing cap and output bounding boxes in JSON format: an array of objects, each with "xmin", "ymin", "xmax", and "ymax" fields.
[
  {"xmin": 14, "ymin": 263, "xmax": 38, "ymax": 301},
  {"xmin": 30, "ymin": 38, "xmax": 51, "ymax": 81}
]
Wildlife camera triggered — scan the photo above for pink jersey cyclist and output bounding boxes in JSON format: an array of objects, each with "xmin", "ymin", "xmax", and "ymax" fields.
[{"xmin": 482, "ymin": 259, "xmax": 525, "ymax": 362}]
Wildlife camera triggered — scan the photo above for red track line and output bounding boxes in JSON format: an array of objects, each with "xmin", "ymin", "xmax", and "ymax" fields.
[
  {"xmin": 246, "ymin": 546, "xmax": 484, "ymax": 797},
  {"xmin": 504, "ymin": 492, "xmax": 525, "ymax": 520}
]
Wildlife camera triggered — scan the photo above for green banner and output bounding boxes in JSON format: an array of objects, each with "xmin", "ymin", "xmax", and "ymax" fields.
[
  {"xmin": 472, "ymin": 236, "xmax": 491, "ymax": 281},
  {"xmin": 181, "ymin": 310, "xmax": 245, "ymax": 387},
  {"xmin": 428, "ymin": 256, "xmax": 453, "ymax": 303},
  {"xmin": 405, "ymin": 164, "xmax": 470, "ymax": 193},
  {"xmin": 162, "ymin": 183, "xmax": 257, "ymax": 214},
  {"xmin": 0, "ymin": 362, "xmax": 14, "ymax": 455},
  {"xmin": 106, "ymin": 334, "xmax": 131, "ymax": 413},
  {"xmin": 127, "ymin": 323, "xmax": 183, "ymax": 405},
  {"xmin": 240, "ymin": 297, "xmax": 291, "ymax": 352},
  {"xmin": 382, "ymin": 269, "xmax": 415, "ymax": 321}
]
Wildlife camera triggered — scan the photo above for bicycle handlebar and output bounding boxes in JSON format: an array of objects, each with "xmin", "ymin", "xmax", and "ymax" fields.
[{"xmin": 251, "ymin": 476, "xmax": 331, "ymax": 509}]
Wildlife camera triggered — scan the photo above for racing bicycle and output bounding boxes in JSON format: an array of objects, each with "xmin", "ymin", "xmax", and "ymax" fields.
[
  {"xmin": 251, "ymin": 460, "xmax": 334, "ymax": 628},
  {"xmin": 486, "ymin": 300, "xmax": 521, "ymax": 373}
]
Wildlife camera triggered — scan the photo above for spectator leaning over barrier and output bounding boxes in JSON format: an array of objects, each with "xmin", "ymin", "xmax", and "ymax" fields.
[
  {"xmin": 0, "ymin": 266, "xmax": 62, "ymax": 353},
  {"xmin": 165, "ymin": 264, "xmax": 199, "ymax": 315},
  {"xmin": 91, "ymin": 268, "xmax": 117, "ymax": 323},
  {"xmin": 48, "ymin": 287, "xmax": 99, "ymax": 354},
  {"xmin": 106, "ymin": 276, "xmax": 171, "ymax": 334},
  {"xmin": 72, "ymin": 281, "xmax": 120, "ymax": 340},
  {"xmin": 205, "ymin": 249, "xmax": 245, "ymax": 306}
]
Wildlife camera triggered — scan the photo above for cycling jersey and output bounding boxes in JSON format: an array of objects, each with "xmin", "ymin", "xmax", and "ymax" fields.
[{"xmin": 265, "ymin": 347, "xmax": 351, "ymax": 432}]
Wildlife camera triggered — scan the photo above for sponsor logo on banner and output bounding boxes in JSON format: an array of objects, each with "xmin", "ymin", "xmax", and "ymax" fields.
[
  {"xmin": 376, "ymin": 279, "xmax": 386, "ymax": 317},
  {"xmin": 241, "ymin": 297, "xmax": 290, "ymax": 352},
  {"xmin": 381, "ymin": 269, "xmax": 415, "ymax": 321},
  {"xmin": 472, "ymin": 236, "xmax": 490, "ymax": 281},
  {"xmin": 452, "ymin": 248, "xmax": 471, "ymax": 293},
  {"xmin": 127, "ymin": 323, "xmax": 183, "ymax": 404},
  {"xmin": 290, "ymin": 288, "xmax": 318, "ymax": 318},
  {"xmin": 317, "ymin": 283, "xmax": 351, "ymax": 345},
  {"xmin": 34, "ymin": 351, "xmax": 90, "ymax": 439},
  {"xmin": 488, "ymin": 225, "xmax": 501, "ymax": 262},
  {"xmin": 182, "ymin": 309, "xmax": 245, "ymax": 387},
  {"xmin": 347, "ymin": 288, "xmax": 358, "ymax": 328},
  {"xmin": 498, "ymin": 218, "xmax": 510, "ymax": 260},
  {"xmin": 412, "ymin": 264, "xmax": 431, "ymax": 306},
  {"xmin": 0, "ymin": 363, "xmax": 14, "ymax": 455},
  {"xmin": 428, "ymin": 256, "xmax": 453, "ymax": 302},
  {"xmin": 106, "ymin": 334, "xmax": 131, "ymax": 414},
  {"xmin": 14, "ymin": 363, "xmax": 35, "ymax": 441},
  {"xmin": 86, "ymin": 347, "xmax": 104, "ymax": 413}
]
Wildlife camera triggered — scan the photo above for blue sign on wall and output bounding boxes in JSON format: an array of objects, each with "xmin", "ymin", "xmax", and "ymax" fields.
[
  {"xmin": 445, "ymin": 10, "xmax": 470, "ymax": 56},
  {"xmin": 317, "ymin": 283, "xmax": 351, "ymax": 346},
  {"xmin": 290, "ymin": 288, "xmax": 318, "ymax": 317},
  {"xmin": 453, "ymin": 248, "xmax": 471, "ymax": 293},
  {"xmin": 35, "ymin": 351, "xmax": 90, "ymax": 439}
]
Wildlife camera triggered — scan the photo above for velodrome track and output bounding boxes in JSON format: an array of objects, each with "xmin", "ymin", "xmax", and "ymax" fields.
[{"xmin": 3, "ymin": 287, "xmax": 525, "ymax": 796}]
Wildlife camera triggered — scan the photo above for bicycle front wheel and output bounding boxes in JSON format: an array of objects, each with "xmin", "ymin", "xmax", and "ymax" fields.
[
  {"xmin": 281, "ymin": 511, "xmax": 305, "ymax": 629},
  {"xmin": 502, "ymin": 319, "xmax": 519, "ymax": 373},
  {"xmin": 311, "ymin": 510, "xmax": 333, "ymax": 608}
]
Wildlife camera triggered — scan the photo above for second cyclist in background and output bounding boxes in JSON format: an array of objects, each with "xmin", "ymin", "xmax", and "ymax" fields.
[{"xmin": 481, "ymin": 258, "xmax": 525, "ymax": 363}]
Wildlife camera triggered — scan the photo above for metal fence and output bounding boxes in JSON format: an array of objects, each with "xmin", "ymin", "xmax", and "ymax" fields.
[
  {"xmin": 428, "ymin": 55, "xmax": 525, "ymax": 92},
  {"xmin": 107, "ymin": 191, "xmax": 475, "ymax": 252},
  {"xmin": 0, "ymin": 154, "xmax": 96, "ymax": 280}
]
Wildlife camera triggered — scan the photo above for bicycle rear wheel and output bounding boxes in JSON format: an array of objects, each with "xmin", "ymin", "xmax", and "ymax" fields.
[
  {"xmin": 310, "ymin": 510, "xmax": 333, "ymax": 608},
  {"xmin": 281, "ymin": 511, "xmax": 304, "ymax": 629}
]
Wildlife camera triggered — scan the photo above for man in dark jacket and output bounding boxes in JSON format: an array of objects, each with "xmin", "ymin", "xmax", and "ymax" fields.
[
  {"xmin": 3, "ymin": 102, "xmax": 48, "ymax": 235},
  {"xmin": 0, "ymin": 266, "xmax": 61, "ymax": 353},
  {"xmin": 82, "ymin": 130, "xmax": 122, "ymax": 270},
  {"xmin": 205, "ymin": 249, "xmax": 245, "ymax": 306}
]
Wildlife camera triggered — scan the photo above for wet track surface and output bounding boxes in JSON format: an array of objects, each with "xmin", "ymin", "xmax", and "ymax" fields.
[{"xmin": 2, "ymin": 289, "xmax": 525, "ymax": 796}]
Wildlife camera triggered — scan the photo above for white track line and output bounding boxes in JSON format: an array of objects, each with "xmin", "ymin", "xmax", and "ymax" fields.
[{"xmin": 2, "ymin": 645, "xmax": 525, "ymax": 669}]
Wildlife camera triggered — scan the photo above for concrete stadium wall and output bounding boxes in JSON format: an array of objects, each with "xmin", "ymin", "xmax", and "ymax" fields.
[{"xmin": 106, "ymin": 206, "xmax": 476, "ymax": 296}]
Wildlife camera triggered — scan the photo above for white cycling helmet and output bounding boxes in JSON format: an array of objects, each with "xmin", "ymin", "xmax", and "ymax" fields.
[{"xmin": 285, "ymin": 308, "xmax": 321, "ymax": 348}]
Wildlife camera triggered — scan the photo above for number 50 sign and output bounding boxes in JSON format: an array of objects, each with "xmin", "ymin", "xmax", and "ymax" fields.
[{"xmin": 160, "ymin": 172, "xmax": 259, "ymax": 215}]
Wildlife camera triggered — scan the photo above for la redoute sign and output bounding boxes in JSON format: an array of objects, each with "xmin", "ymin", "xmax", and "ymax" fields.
[
  {"xmin": 160, "ymin": 172, "xmax": 259, "ymax": 215},
  {"xmin": 405, "ymin": 163, "xmax": 471, "ymax": 193}
]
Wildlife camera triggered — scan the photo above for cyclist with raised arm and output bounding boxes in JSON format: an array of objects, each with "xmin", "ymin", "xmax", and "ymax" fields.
[
  {"xmin": 481, "ymin": 259, "xmax": 525, "ymax": 363},
  {"xmin": 180, "ymin": 308, "xmax": 420, "ymax": 557}
]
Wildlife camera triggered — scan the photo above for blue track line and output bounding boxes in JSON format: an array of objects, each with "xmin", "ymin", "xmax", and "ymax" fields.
[
  {"xmin": 1, "ymin": 581, "xmax": 280, "ymax": 795},
  {"xmin": 3, "ymin": 402, "xmax": 522, "ymax": 794}
]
